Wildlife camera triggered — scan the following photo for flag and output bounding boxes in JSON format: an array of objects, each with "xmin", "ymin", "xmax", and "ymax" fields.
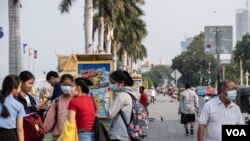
[
  {"xmin": 23, "ymin": 43, "xmax": 27, "ymax": 54},
  {"xmin": 34, "ymin": 50, "xmax": 38, "ymax": 59},
  {"xmin": 0, "ymin": 27, "xmax": 4, "ymax": 38},
  {"xmin": 28, "ymin": 48, "xmax": 32, "ymax": 56},
  {"xmin": 206, "ymin": 44, "xmax": 211, "ymax": 48}
]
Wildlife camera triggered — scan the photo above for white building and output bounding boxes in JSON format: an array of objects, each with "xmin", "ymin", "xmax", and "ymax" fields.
[
  {"xmin": 236, "ymin": 9, "xmax": 250, "ymax": 41},
  {"xmin": 140, "ymin": 61, "xmax": 151, "ymax": 73},
  {"xmin": 181, "ymin": 37, "xmax": 193, "ymax": 52}
]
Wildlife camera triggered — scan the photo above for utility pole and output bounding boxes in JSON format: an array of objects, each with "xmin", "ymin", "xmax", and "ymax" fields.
[
  {"xmin": 246, "ymin": 71, "xmax": 249, "ymax": 86},
  {"xmin": 208, "ymin": 62, "xmax": 211, "ymax": 84},
  {"xmin": 222, "ymin": 65, "xmax": 225, "ymax": 80},
  {"xmin": 215, "ymin": 27, "xmax": 224, "ymax": 94}
]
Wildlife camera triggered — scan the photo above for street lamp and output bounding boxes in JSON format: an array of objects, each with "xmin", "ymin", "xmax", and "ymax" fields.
[
  {"xmin": 199, "ymin": 71, "xmax": 202, "ymax": 85},
  {"xmin": 240, "ymin": 54, "xmax": 244, "ymax": 85},
  {"xmin": 215, "ymin": 26, "xmax": 224, "ymax": 94},
  {"xmin": 208, "ymin": 62, "xmax": 211, "ymax": 84},
  {"xmin": 246, "ymin": 71, "xmax": 249, "ymax": 86}
]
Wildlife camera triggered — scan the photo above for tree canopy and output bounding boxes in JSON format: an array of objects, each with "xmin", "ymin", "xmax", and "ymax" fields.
[
  {"xmin": 171, "ymin": 32, "xmax": 216, "ymax": 87},
  {"xmin": 234, "ymin": 33, "xmax": 250, "ymax": 72}
]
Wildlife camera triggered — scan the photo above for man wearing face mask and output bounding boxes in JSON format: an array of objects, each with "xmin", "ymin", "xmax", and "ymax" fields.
[
  {"xmin": 198, "ymin": 80, "xmax": 244, "ymax": 141},
  {"xmin": 43, "ymin": 74, "xmax": 74, "ymax": 141}
]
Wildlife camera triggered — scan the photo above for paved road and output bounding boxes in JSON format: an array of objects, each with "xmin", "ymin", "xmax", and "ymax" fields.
[{"xmin": 144, "ymin": 95, "xmax": 206, "ymax": 141}]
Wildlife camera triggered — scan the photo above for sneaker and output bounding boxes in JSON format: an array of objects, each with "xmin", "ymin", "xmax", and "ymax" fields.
[
  {"xmin": 190, "ymin": 128, "xmax": 194, "ymax": 135},
  {"xmin": 185, "ymin": 130, "xmax": 189, "ymax": 136}
]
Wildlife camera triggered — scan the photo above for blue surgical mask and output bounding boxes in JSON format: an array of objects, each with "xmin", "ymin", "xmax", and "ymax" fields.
[
  {"xmin": 227, "ymin": 90, "xmax": 237, "ymax": 101},
  {"xmin": 61, "ymin": 86, "xmax": 72, "ymax": 94},
  {"xmin": 110, "ymin": 83, "xmax": 118, "ymax": 91}
]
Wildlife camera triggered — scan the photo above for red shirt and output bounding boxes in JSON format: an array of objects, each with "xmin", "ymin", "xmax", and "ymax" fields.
[
  {"xmin": 68, "ymin": 95, "xmax": 96, "ymax": 131},
  {"xmin": 140, "ymin": 92, "xmax": 148, "ymax": 108}
]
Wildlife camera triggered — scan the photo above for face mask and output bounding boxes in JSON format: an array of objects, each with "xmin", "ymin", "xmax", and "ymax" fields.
[
  {"xmin": 61, "ymin": 86, "xmax": 72, "ymax": 94},
  {"xmin": 226, "ymin": 90, "xmax": 237, "ymax": 101},
  {"xmin": 110, "ymin": 83, "xmax": 119, "ymax": 91}
]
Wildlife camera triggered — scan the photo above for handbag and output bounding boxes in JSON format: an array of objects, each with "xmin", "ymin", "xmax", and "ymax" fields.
[
  {"xmin": 57, "ymin": 120, "xmax": 79, "ymax": 141},
  {"xmin": 23, "ymin": 113, "xmax": 45, "ymax": 141},
  {"xmin": 93, "ymin": 117, "xmax": 111, "ymax": 141},
  {"xmin": 91, "ymin": 98, "xmax": 111, "ymax": 141}
]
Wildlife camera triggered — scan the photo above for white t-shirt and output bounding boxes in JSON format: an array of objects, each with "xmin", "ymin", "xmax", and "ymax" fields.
[
  {"xmin": 150, "ymin": 89, "xmax": 156, "ymax": 97},
  {"xmin": 199, "ymin": 96, "xmax": 244, "ymax": 141},
  {"xmin": 24, "ymin": 95, "xmax": 31, "ymax": 107}
]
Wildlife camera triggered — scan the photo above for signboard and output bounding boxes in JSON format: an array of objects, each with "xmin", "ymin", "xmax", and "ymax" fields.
[
  {"xmin": 220, "ymin": 54, "xmax": 232, "ymax": 64},
  {"xmin": 171, "ymin": 69, "xmax": 182, "ymax": 80},
  {"xmin": 77, "ymin": 61, "xmax": 113, "ymax": 118},
  {"xmin": 204, "ymin": 26, "xmax": 233, "ymax": 54},
  {"xmin": 133, "ymin": 79, "xmax": 142, "ymax": 89}
]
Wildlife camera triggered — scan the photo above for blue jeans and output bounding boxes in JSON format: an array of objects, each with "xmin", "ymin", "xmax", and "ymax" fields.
[{"xmin": 78, "ymin": 132, "xmax": 95, "ymax": 141}]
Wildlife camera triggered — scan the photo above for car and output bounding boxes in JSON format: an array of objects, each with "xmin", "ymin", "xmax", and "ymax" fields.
[
  {"xmin": 206, "ymin": 86, "xmax": 214, "ymax": 96},
  {"xmin": 196, "ymin": 86, "xmax": 207, "ymax": 96},
  {"xmin": 235, "ymin": 87, "xmax": 250, "ymax": 125}
]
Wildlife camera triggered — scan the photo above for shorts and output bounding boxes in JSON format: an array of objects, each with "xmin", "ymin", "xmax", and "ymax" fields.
[{"xmin": 181, "ymin": 113, "xmax": 195, "ymax": 124}]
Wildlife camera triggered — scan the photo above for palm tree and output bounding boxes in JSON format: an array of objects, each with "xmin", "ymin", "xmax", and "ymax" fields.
[
  {"xmin": 113, "ymin": 0, "xmax": 147, "ymax": 71},
  {"xmin": 93, "ymin": 0, "xmax": 148, "ymax": 70},
  {"xmin": 9, "ymin": 0, "xmax": 22, "ymax": 75},
  {"xmin": 59, "ymin": 0, "xmax": 93, "ymax": 54},
  {"xmin": 93, "ymin": 0, "xmax": 113, "ymax": 53}
]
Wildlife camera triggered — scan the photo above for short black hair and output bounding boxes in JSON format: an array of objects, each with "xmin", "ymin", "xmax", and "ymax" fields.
[
  {"xmin": 60, "ymin": 74, "xmax": 74, "ymax": 83},
  {"xmin": 139, "ymin": 86, "xmax": 145, "ymax": 92},
  {"xmin": 185, "ymin": 83, "xmax": 191, "ymax": 89},
  {"xmin": 46, "ymin": 71, "xmax": 59, "ymax": 81}
]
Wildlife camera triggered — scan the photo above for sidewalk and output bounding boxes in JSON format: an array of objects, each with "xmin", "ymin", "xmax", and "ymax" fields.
[{"xmin": 144, "ymin": 95, "xmax": 198, "ymax": 141}]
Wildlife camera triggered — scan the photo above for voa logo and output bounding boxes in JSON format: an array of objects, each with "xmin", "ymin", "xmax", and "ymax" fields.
[{"xmin": 226, "ymin": 129, "xmax": 246, "ymax": 136}]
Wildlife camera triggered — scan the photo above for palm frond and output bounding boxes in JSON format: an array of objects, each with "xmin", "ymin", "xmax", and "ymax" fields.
[
  {"xmin": 93, "ymin": 13, "xmax": 99, "ymax": 40},
  {"xmin": 59, "ymin": 0, "xmax": 75, "ymax": 14}
]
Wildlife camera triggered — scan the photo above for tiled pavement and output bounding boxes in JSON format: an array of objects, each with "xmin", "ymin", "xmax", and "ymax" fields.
[{"xmin": 144, "ymin": 95, "xmax": 199, "ymax": 141}]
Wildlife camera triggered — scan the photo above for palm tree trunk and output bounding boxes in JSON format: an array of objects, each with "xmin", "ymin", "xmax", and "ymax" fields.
[
  {"xmin": 122, "ymin": 51, "xmax": 127, "ymax": 70},
  {"xmin": 112, "ymin": 41, "xmax": 117, "ymax": 70},
  {"xmin": 97, "ymin": 16, "xmax": 104, "ymax": 53},
  {"xmin": 9, "ymin": 0, "xmax": 22, "ymax": 75},
  {"xmin": 105, "ymin": 26, "xmax": 113, "ymax": 54},
  {"xmin": 84, "ymin": 0, "xmax": 93, "ymax": 54}
]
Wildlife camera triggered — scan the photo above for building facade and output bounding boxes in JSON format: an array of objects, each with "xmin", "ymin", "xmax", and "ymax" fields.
[
  {"xmin": 236, "ymin": 9, "xmax": 250, "ymax": 41},
  {"xmin": 181, "ymin": 37, "xmax": 193, "ymax": 52}
]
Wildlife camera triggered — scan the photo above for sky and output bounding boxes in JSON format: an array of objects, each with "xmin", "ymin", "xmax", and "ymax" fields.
[{"xmin": 0, "ymin": 0, "xmax": 247, "ymax": 84}]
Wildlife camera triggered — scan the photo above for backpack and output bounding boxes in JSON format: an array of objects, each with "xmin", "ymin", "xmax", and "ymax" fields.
[
  {"xmin": 120, "ymin": 93, "xmax": 149, "ymax": 141},
  {"xmin": 23, "ymin": 113, "xmax": 45, "ymax": 141}
]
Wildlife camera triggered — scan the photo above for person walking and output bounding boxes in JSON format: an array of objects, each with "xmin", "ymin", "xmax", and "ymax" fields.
[
  {"xmin": 139, "ymin": 86, "xmax": 149, "ymax": 109},
  {"xmin": 46, "ymin": 71, "xmax": 62, "ymax": 101},
  {"xmin": 43, "ymin": 74, "xmax": 74, "ymax": 141},
  {"xmin": 104, "ymin": 70, "xmax": 139, "ymax": 141},
  {"xmin": 0, "ymin": 75, "xmax": 25, "ymax": 141},
  {"xmin": 68, "ymin": 78, "xmax": 96, "ymax": 141},
  {"xmin": 197, "ymin": 80, "xmax": 244, "ymax": 141},
  {"xmin": 150, "ymin": 87, "xmax": 156, "ymax": 103},
  {"xmin": 178, "ymin": 83, "xmax": 199, "ymax": 136}
]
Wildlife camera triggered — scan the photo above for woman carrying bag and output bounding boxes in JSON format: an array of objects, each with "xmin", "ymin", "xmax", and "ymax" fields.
[
  {"xmin": 67, "ymin": 78, "xmax": 96, "ymax": 141},
  {"xmin": 43, "ymin": 74, "xmax": 74, "ymax": 141},
  {"xmin": 104, "ymin": 70, "xmax": 139, "ymax": 141}
]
